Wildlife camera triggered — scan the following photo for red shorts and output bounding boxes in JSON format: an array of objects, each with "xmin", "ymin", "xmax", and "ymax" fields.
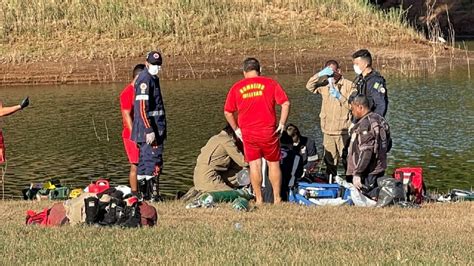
[
  {"xmin": 243, "ymin": 137, "xmax": 281, "ymax": 162},
  {"xmin": 122, "ymin": 137, "xmax": 139, "ymax": 164}
]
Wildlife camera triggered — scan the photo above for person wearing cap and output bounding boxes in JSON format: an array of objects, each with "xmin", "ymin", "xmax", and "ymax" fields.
[
  {"xmin": 0, "ymin": 97, "xmax": 30, "ymax": 163},
  {"xmin": 131, "ymin": 51, "xmax": 166, "ymax": 201},
  {"xmin": 224, "ymin": 57, "xmax": 290, "ymax": 205},
  {"xmin": 305, "ymin": 60, "xmax": 356, "ymax": 176},
  {"xmin": 120, "ymin": 64, "xmax": 145, "ymax": 196},
  {"xmin": 182, "ymin": 124, "xmax": 248, "ymax": 201}
]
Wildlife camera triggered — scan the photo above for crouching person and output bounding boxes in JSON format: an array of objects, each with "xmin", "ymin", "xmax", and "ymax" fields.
[
  {"xmin": 182, "ymin": 124, "xmax": 248, "ymax": 201},
  {"xmin": 262, "ymin": 132, "xmax": 303, "ymax": 203},
  {"xmin": 346, "ymin": 94, "xmax": 390, "ymax": 199}
]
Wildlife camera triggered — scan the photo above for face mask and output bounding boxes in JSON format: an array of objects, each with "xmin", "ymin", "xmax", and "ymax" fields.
[
  {"xmin": 353, "ymin": 64, "xmax": 362, "ymax": 75},
  {"xmin": 148, "ymin": 64, "xmax": 161, "ymax": 76}
]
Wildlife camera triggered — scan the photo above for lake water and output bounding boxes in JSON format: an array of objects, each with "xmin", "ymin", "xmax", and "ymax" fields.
[{"xmin": 0, "ymin": 64, "xmax": 473, "ymax": 198}]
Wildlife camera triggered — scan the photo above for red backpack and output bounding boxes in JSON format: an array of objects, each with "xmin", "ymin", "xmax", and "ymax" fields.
[
  {"xmin": 26, "ymin": 208, "xmax": 49, "ymax": 225},
  {"xmin": 393, "ymin": 167, "xmax": 425, "ymax": 204}
]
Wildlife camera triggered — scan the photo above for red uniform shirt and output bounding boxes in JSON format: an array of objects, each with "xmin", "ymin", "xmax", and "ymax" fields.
[
  {"xmin": 224, "ymin": 76, "xmax": 288, "ymax": 142},
  {"xmin": 119, "ymin": 83, "xmax": 134, "ymax": 139}
]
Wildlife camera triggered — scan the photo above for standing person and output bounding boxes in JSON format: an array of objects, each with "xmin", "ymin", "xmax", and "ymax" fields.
[
  {"xmin": 352, "ymin": 49, "xmax": 388, "ymax": 117},
  {"xmin": 224, "ymin": 57, "xmax": 290, "ymax": 204},
  {"xmin": 0, "ymin": 97, "xmax": 29, "ymax": 163},
  {"xmin": 346, "ymin": 94, "xmax": 390, "ymax": 199},
  {"xmin": 262, "ymin": 131, "xmax": 303, "ymax": 203},
  {"xmin": 131, "ymin": 51, "xmax": 166, "ymax": 201},
  {"xmin": 120, "ymin": 64, "xmax": 145, "ymax": 196},
  {"xmin": 305, "ymin": 60, "xmax": 355, "ymax": 176}
]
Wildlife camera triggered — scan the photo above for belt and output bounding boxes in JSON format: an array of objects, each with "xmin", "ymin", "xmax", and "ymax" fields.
[{"xmin": 148, "ymin": 111, "xmax": 164, "ymax": 117}]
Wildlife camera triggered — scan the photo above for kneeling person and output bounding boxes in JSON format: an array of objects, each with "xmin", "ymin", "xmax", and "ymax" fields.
[{"xmin": 193, "ymin": 124, "xmax": 248, "ymax": 194}]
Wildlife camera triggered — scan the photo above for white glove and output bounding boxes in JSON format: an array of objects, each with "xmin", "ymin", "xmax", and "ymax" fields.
[
  {"xmin": 234, "ymin": 128, "xmax": 243, "ymax": 141},
  {"xmin": 353, "ymin": 175, "xmax": 363, "ymax": 190},
  {"xmin": 146, "ymin": 132, "xmax": 156, "ymax": 145},
  {"xmin": 275, "ymin": 123, "xmax": 285, "ymax": 134}
]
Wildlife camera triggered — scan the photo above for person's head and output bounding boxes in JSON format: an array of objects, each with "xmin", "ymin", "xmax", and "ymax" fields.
[
  {"xmin": 242, "ymin": 57, "xmax": 261, "ymax": 78},
  {"xmin": 350, "ymin": 94, "xmax": 371, "ymax": 119},
  {"xmin": 145, "ymin": 51, "xmax": 163, "ymax": 76},
  {"xmin": 222, "ymin": 123, "xmax": 243, "ymax": 150},
  {"xmin": 286, "ymin": 123, "xmax": 301, "ymax": 144},
  {"xmin": 352, "ymin": 49, "xmax": 372, "ymax": 76},
  {"xmin": 132, "ymin": 64, "xmax": 145, "ymax": 81},
  {"xmin": 325, "ymin": 59, "xmax": 342, "ymax": 82},
  {"xmin": 280, "ymin": 131, "xmax": 294, "ymax": 149}
]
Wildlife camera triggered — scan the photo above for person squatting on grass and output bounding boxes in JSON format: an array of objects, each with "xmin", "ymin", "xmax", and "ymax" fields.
[
  {"xmin": 346, "ymin": 94, "xmax": 389, "ymax": 199},
  {"xmin": 182, "ymin": 124, "xmax": 248, "ymax": 201},
  {"xmin": 305, "ymin": 60, "xmax": 356, "ymax": 176},
  {"xmin": 352, "ymin": 49, "xmax": 388, "ymax": 117},
  {"xmin": 224, "ymin": 57, "xmax": 290, "ymax": 204},
  {"xmin": 285, "ymin": 124, "xmax": 318, "ymax": 173},
  {"xmin": 0, "ymin": 97, "xmax": 29, "ymax": 163},
  {"xmin": 131, "ymin": 51, "xmax": 167, "ymax": 201},
  {"xmin": 120, "ymin": 64, "xmax": 145, "ymax": 196}
]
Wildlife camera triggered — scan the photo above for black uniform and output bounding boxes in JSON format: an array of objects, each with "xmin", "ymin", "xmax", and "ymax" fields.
[{"xmin": 353, "ymin": 71, "xmax": 388, "ymax": 117}]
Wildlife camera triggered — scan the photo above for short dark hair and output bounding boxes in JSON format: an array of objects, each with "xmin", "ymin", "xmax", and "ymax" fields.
[
  {"xmin": 351, "ymin": 94, "xmax": 371, "ymax": 109},
  {"xmin": 132, "ymin": 64, "xmax": 146, "ymax": 78},
  {"xmin": 352, "ymin": 49, "xmax": 372, "ymax": 66},
  {"xmin": 243, "ymin": 57, "xmax": 260, "ymax": 73},
  {"xmin": 280, "ymin": 131, "xmax": 294, "ymax": 146},
  {"xmin": 286, "ymin": 123, "xmax": 301, "ymax": 138},
  {"xmin": 325, "ymin": 60, "xmax": 339, "ymax": 69}
]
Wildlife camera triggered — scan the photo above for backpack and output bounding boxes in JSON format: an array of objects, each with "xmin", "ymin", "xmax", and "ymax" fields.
[
  {"xmin": 26, "ymin": 208, "xmax": 49, "ymax": 225},
  {"xmin": 367, "ymin": 113, "xmax": 392, "ymax": 156}
]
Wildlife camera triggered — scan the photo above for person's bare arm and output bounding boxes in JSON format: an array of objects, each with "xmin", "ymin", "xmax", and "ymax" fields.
[
  {"xmin": 0, "ymin": 105, "xmax": 21, "ymax": 117},
  {"xmin": 121, "ymin": 109, "xmax": 133, "ymax": 132},
  {"xmin": 224, "ymin": 111, "xmax": 238, "ymax": 130},
  {"xmin": 279, "ymin": 101, "xmax": 290, "ymax": 126}
]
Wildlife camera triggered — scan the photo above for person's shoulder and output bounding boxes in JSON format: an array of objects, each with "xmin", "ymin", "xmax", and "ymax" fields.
[
  {"xmin": 119, "ymin": 83, "xmax": 134, "ymax": 99},
  {"xmin": 136, "ymin": 71, "xmax": 152, "ymax": 84}
]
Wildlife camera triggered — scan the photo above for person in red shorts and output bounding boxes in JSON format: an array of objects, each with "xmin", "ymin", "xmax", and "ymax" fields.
[
  {"xmin": 0, "ymin": 97, "xmax": 29, "ymax": 163},
  {"xmin": 120, "ymin": 64, "xmax": 145, "ymax": 195},
  {"xmin": 224, "ymin": 57, "xmax": 290, "ymax": 204}
]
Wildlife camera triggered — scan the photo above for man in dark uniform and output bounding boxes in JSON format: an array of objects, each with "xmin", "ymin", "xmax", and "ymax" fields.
[
  {"xmin": 346, "ymin": 95, "xmax": 389, "ymax": 199},
  {"xmin": 131, "ymin": 51, "xmax": 166, "ymax": 201},
  {"xmin": 352, "ymin": 49, "xmax": 388, "ymax": 117}
]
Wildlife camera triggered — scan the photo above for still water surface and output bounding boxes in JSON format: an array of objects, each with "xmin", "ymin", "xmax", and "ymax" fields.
[{"xmin": 1, "ymin": 66, "xmax": 473, "ymax": 197}]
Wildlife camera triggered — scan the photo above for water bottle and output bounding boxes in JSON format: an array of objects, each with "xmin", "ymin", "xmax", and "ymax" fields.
[{"xmin": 232, "ymin": 197, "xmax": 249, "ymax": 212}]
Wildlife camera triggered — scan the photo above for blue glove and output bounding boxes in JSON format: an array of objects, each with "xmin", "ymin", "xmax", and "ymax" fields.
[
  {"xmin": 317, "ymin": 67, "xmax": 334, "ymax": 77},
  {"xmin": 329, "ymin": 87, "xmax": 341, "ymax": 100}
]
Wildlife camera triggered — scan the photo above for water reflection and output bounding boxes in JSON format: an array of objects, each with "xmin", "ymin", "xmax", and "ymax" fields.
[{"xmin": 0, "ymin": 68, "xmax": 472, "ymax": 197}]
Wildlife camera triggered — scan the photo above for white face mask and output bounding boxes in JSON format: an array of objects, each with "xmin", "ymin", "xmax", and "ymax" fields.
[
  {"xmin": 353, "ymin": 64, "xmax": 362, "ymax": 75},
  {"xmin": 148, "ymin": 64, "xmax": 161, "ymax": 76}
]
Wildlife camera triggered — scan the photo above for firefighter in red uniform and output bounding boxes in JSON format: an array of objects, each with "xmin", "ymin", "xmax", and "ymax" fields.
[
  {"xmin": 0, "ymin": 97, "xmax": 29, "ymax": 163},
  {"xmin": 119, "ymin": 64, "xmax": 145, "ymax": 195}
]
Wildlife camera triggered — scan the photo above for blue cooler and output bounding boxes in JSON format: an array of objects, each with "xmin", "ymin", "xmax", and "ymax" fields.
[{"xmin": 289, "ymin": 182, "xmax": 352, "ymax": 206}]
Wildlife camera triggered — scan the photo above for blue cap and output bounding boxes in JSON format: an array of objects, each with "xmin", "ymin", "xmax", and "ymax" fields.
[{"xmin": 146, "ymin": 51, "xmax": 162, "ymax": 65}]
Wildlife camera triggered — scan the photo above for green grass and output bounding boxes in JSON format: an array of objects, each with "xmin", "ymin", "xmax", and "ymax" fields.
[
  {"xmin": 0, "ymin": 0, "xmax": 424, "ymax": 63},
  {"xmin": 0, "ymin": 200, "xmax": 472, "ymax": 264}
]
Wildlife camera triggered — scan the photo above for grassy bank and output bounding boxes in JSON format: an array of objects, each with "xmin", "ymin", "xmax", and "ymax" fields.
[
  {"xmin": 0, "ymin": 200, "xmax": 472, "ymax": 264},
  {"xmin": 1, "ymin": 0, "xmax": 422, "ymax": 63}
]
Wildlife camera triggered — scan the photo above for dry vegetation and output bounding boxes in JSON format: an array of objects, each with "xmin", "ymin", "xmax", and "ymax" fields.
[
  {"xmin": 0, "ymin": 0, "xmax": 423, "ymax": 63},
  {"xmin": 0, "ymin": 200, "xmax": 472, "ymax": 264}
]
